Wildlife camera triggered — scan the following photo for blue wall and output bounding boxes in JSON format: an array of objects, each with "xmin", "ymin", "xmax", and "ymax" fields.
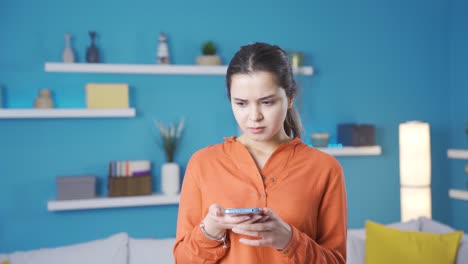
[
  {"xmin": 0, "ymin": 0, "xmax": 456, "ymax": 251},
  {"xmin": 448, "ymin": 0, "xmax": 468, "ymax": 232}
]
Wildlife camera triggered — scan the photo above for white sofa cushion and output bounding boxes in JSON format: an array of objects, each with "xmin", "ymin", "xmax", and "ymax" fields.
[
  {"xmin": 8, "ymin": 233, "xmax": 128, "ymax": 264},
  {"xmin": 128, "ymin": 237, "xmax": 175, "ymax": 264},
  {"xmin": 347, "ymin": 219, "xmax": 419, "ymax": 264},
  {"xmin": 457, "ymin": 236, "xmax": 468, "ymax": 264},
  {"xmin": 0, "ymin": 254, "xmax": 8, "ymax": 262},
  {"xmin": 420, "ymin": 216, "xmax": 457, "ymax": 233}
]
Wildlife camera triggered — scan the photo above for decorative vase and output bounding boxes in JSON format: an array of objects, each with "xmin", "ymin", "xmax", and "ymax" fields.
[
  {"xmin": 34, "ymin": 89, "xmax": 54, "ymax": 108},
  {"xmin": 156, "ymin": 32, "xmax": 170, "ymax": 64},
  {"xmin": 289, "ymin": 52, "xmax": 303, "ymax": 68},
  {"xmin": 196, "ymin": 55, "xmax": 221, "ymax": 65},
  {"xmin": 86, "ymin": 31, "xmax": 100, "ymax": 63},
  {"xmin": 62, "ymin": 33, "xmax": 75, "ymax": 63},
  {"xmin": 161, "ymin": 162, "xmax": 180, "ymax": 195}
]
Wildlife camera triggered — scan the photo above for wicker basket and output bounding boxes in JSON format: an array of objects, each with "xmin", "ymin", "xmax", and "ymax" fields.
[{"xmin": 108, "ymin": 175, "xmax": 152, "ymax": 197}]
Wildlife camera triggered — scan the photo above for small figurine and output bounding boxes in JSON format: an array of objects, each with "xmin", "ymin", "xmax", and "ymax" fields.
[
  {"xmin": 34, "ymin": 89, "xmax": 54, "ymax": 108},
  {"xmin": 86, "ymin": 31, "xmax": 100, "ymax": 63},
  {"xmin": 62, "ymin": 33, "xmax": 75, "ymax": 63},
  {"xmin": 157, "ymin": 32, "xmax": 170, "ymax": 64}
]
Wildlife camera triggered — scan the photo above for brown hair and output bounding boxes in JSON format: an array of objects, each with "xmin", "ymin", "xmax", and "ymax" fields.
[{"xmin": 226, "ymin": 42, "xmax": 303, "ymax": 138}]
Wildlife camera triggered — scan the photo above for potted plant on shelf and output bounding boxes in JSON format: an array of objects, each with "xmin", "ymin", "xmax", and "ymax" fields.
[
  {"xmin": 154, "ymin": 117, "xmax": 185, "ymax": 195},
  {"xmin": 196, "ymin": 41, "xmax": 221, "ymax": 65}
]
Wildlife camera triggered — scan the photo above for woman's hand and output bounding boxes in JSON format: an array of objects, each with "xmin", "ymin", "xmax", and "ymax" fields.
[
  {"xmin": 231, "ymin": 208, "xmax": 292, "ymax": 250},
  {"xmin": 202, "ymin": 204, "xmax": 263, "ymax": 239}
]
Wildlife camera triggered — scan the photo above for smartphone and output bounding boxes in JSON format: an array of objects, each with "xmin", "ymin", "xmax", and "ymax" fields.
[{"xmin": 224, "ymin": 207, "xmax": 262, "ymax": 215}]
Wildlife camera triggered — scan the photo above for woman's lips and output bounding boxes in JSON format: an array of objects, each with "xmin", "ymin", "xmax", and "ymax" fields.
[{"xmin": 248, "ymin": 127, "xmax": 265, "ymax": 133}]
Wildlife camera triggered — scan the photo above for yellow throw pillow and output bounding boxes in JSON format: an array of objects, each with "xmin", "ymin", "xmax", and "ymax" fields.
[
  {"xmin": 365, "ymin": 220, "xmax": 463, "ymax": 264},
  {"xmin": 1, "ymin": 261, "xmax": 8, "ymax": 264}
]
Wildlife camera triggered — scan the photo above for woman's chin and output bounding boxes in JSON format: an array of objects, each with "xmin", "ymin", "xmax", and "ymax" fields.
[{"xmin": 245, "ymin": 133, "xmax": 272, "ymax": 142}]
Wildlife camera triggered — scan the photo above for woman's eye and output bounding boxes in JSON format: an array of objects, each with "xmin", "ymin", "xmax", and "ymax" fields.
[
  {"xmin": 236, "ymin": 102, "xmax": 246, "ymax": 106},
  {"xmin": 262, "ymin": 101, "xmax": 274, "ymax": 105}
]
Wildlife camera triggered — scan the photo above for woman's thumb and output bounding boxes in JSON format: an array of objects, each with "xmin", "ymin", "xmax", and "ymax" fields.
[{"xmin": 209, "ymin": 204, "xmax": 223, "ymax": 216}]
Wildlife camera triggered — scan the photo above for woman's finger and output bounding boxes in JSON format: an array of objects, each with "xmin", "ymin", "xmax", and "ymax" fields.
[
  {"xmin": 255, "ymin": 215, "xmax": 270, "ymax": 223},
  {"xmin": 239, "ymin": 238, "xmax": 272, "ymax": 247},
  {"xmin": 234, "ymin": 222, "xmax": 274, "ymax": 232},
  {"xmin": 239, "ymin": 214, "xmax": 263, "ymax": 224},
  {"xmin": 208, "ymin": 204, "xmax": 224, "ymax": 217},
  {"xmin": 223, "ymin": 215, "xmax": 252, "ymax": 224},
  {"xmin": 261, "ymin": 208, "xmax": 278, "ymax": 219},
  {"xmin": 231, "ymin": 227, "xmax": 266, "ymax": 238}
]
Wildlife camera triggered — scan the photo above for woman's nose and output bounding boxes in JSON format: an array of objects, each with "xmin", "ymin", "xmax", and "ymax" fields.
[{"xmin": 248, "ymin": 106, "xmax": 263, "ymax": 121}]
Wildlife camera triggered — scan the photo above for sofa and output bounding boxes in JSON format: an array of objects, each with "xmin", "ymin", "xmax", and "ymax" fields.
[
  {"xmin": 1, "ymin": 217, "xmax": 466, "ymax": 264},
  {"xmin": 0, "ymin": 233, "xmax": 176, "ymax": 264}
]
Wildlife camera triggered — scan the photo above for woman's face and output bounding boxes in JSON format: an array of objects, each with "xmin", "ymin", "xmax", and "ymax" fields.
[{"xmin": 230, "ymin": 71, "xmax": 291, "ymax": 142}]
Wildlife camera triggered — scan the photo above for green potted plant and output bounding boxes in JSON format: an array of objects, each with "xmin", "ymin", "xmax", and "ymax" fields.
[
  {"xmin": 154, "ymin": 117, "xmax": 185, "ymax": 195},
  {"xmin": 196, "ymin": 41, "xmax": 221, "ymax": 65}
]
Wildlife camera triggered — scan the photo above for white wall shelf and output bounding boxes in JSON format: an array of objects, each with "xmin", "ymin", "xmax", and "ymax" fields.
[
  {"xmin": 447, "ymin": 149, "xmax": 468, "ymax": 160},
  {"xmin": 317, "ymin": 145, "xmax": 382, "ymax": 156},
  {"xmin": 449, "ymin": 189, "xmax": 468, "ymax": 201},
  {"xmin": 0, "ymin": 108, "xmax": 136, "ymax": 119},
  {"xmin": 45, "ymin": 62, "xmax": 314, "ymax": 76},
  {"xmin": 47, "ymin": 193, "xmax": 180, "ymax": 211}
]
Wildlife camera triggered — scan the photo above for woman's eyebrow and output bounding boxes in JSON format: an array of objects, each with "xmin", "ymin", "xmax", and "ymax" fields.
[
  {"xmin": 258, "ymin": 95, "xmax": 276, "ymax": 100},
  {"xmin": 233, "ymin": 95, "xmax": 276, "ymax": 101}
]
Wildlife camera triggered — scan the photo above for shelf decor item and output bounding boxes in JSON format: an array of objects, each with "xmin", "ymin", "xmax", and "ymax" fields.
[
  {"xmin": 157, "ymin": 32, "xmax": 170, "ymax": 64},
  {"xmin": 56, "ymin": 175, "xmax": 96, "ymax": 200},
  {"xmin": 337, "ymin": 123, "xmax": 375, "ymax": 146},
  {"xmin": 107, "ymin": 160, "xmax": 152, "ymax": 197},
  {"xmin": 154, "ymin": 118, "xmax": 184, "ymax": 195},
  {"xmin": 108, "ymin": 175, "xmax": 152, "ymax": 197},
  {"xmin": 196, "ymin": 41, "xmax": 221, "ymax": 65},
  {"xmin": 85, "ymin": 83, "xmax": 129, "ymax": 109},
  {"xmin": 399, "ymin": 121, "xmax": 432, "ymax": 221},
  {"xmin": 310, "ymin": 133, "xmax": 329, "ymax": 147},
  {"xmin": 86, "ymin": 31, "xmax": 100, "ymax": 63},
  {"xmin": 62, "ymin": 33, "xmax": 75, "ymax": 63},
  {"xmin": 289, "ymin": 51, "xmax": 303, "ymax": 69},
  {"xmin": 34, "ymin": 89, "xmax": 54, "ymax": 108}
]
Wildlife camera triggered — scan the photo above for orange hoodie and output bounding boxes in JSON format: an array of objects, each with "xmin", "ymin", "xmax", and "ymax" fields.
[{"xmin": 174, "ymin": 137, "xmax": 347, "ymax": 264}]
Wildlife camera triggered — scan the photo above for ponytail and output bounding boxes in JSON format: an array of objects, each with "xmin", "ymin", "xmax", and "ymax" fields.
[{"xmin": 284, "ymin": 107, "xmax": 303, "ymax": 139}]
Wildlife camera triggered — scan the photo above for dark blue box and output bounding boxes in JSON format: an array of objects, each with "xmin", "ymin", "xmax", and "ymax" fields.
[{"xmin": 337, "ymin": 123, "xmax": 375, "ymax": 146}]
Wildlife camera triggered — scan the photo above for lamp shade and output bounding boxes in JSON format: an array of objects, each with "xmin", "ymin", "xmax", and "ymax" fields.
[
  {"xmin": 399, "ymin": 121, "xmax": 432, "ymax": 221},
  {"xmin": 399, "ymin": 121, "xmax": 431, "ymax": 186},
  {"xmin": 401, "ymin": 187, "xmax": 432, "ymax": 221}
]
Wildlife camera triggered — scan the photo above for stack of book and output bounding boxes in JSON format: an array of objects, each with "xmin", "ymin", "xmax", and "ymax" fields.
[
  {"xmin": 109, "ymin": 160, "xmax": 151, "ymax": 177},
  {"xmin": 108, "ymin": 160, "xmax": 152, "ymax": 197}
]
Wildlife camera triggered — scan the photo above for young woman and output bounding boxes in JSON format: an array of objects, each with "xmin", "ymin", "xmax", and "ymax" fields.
[{"xmin": 174, "ymin": 42, "xmax": 347, "ymax": 263}]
